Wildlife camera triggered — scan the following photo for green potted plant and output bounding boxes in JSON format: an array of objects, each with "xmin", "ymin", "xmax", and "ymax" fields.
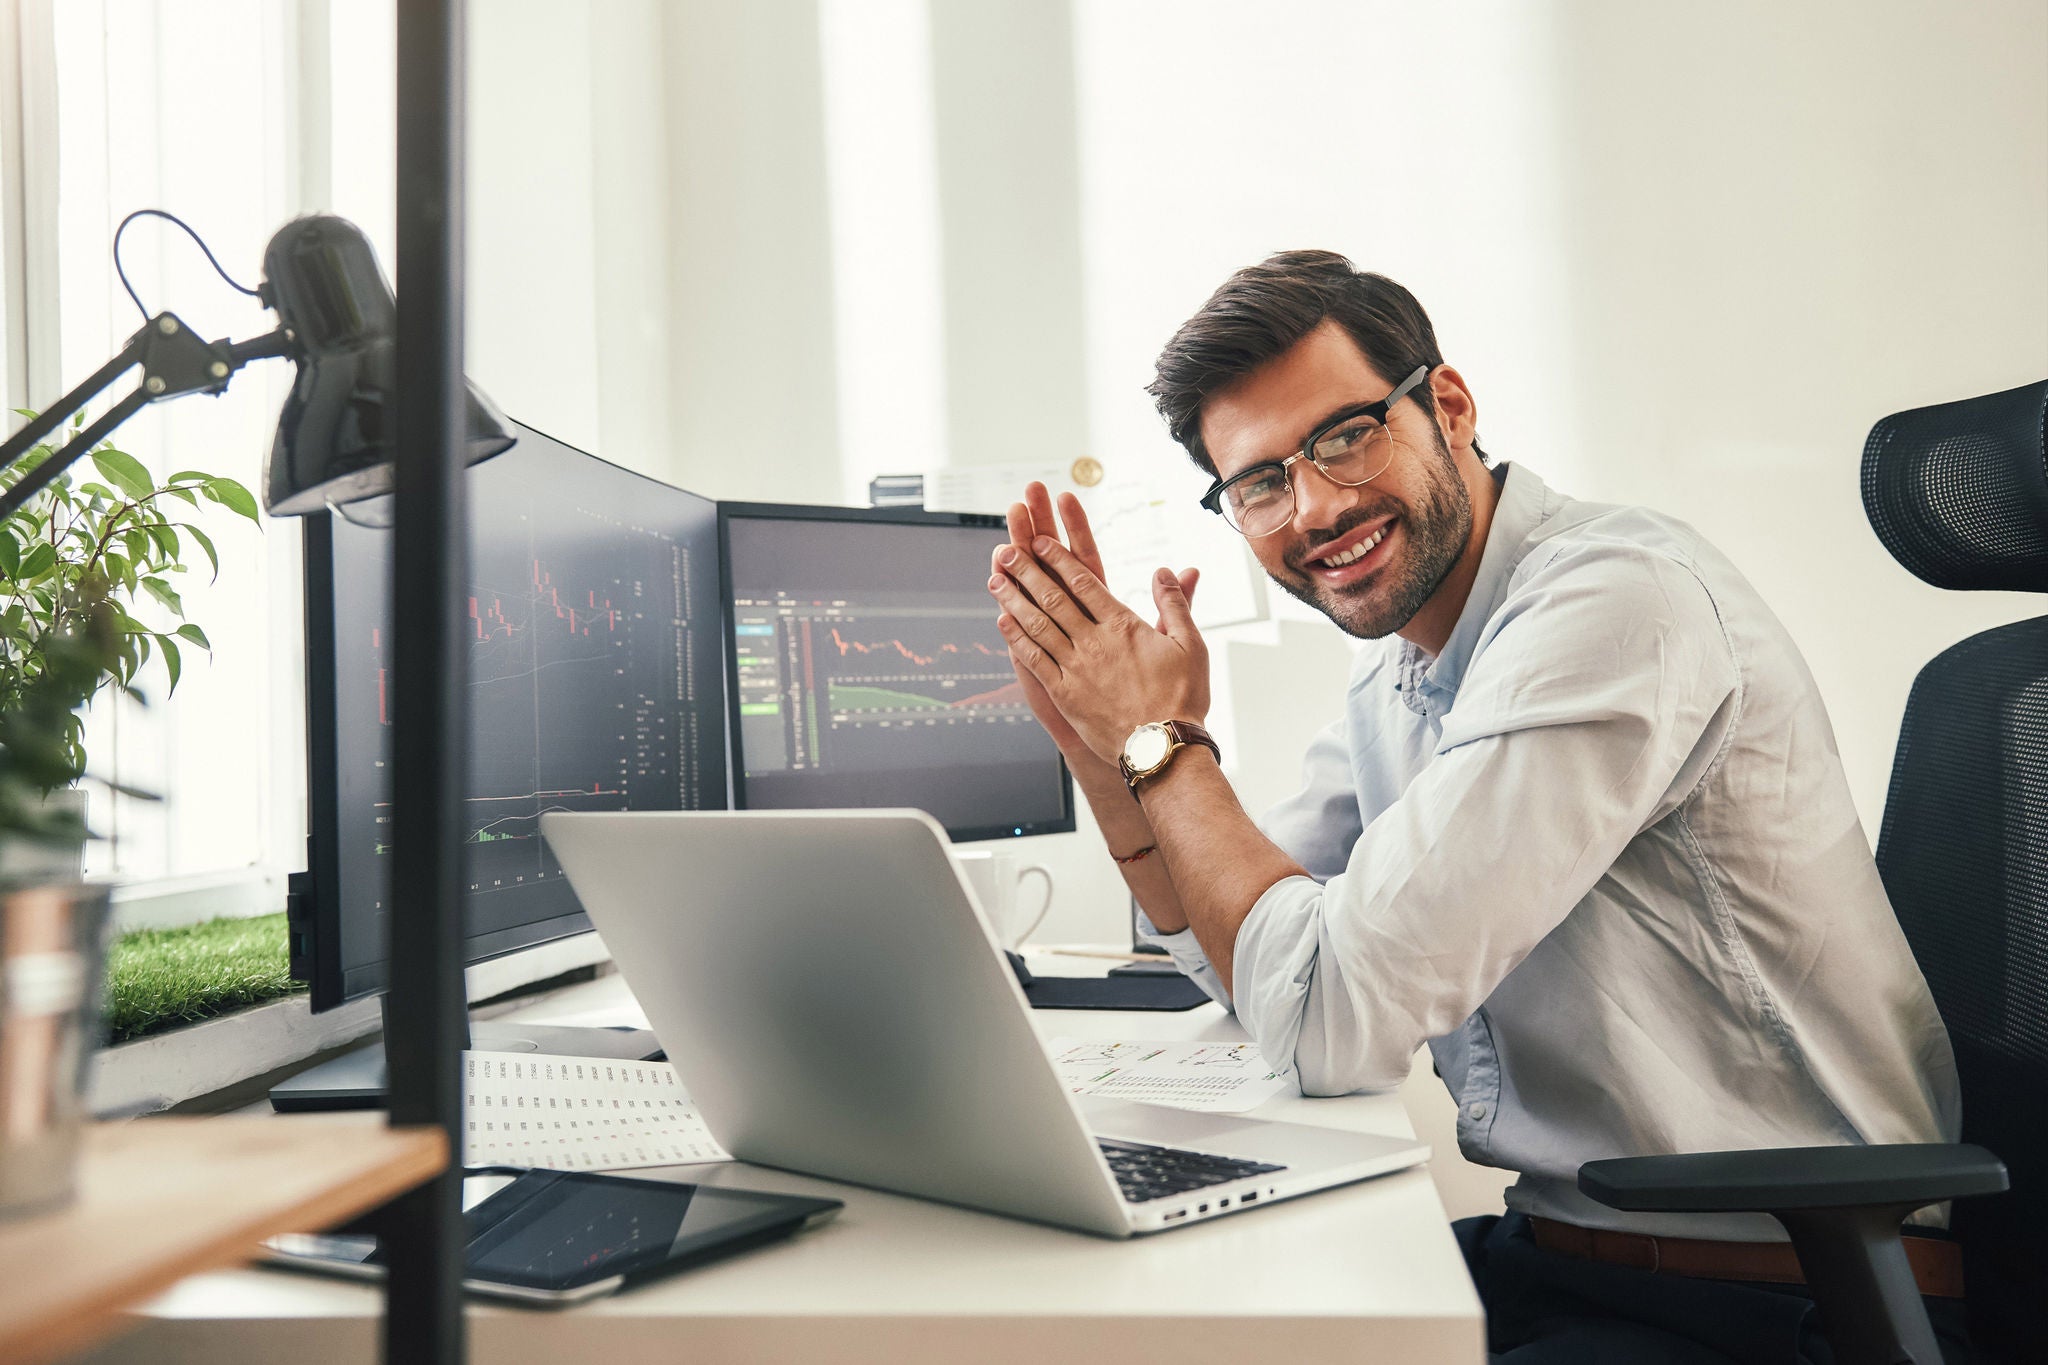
[{"xmin": 0, "ymin": 419, "xmax": 255, "ymax": 1215}]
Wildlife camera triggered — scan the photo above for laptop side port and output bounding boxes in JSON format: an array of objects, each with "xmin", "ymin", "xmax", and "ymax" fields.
[
  {"xmin": 1240, "ymin": 1191, "xmax": 1257, "ymax": 1203},
  {"xmin": 1163, "ymin": 1209, "xmax": 1188, "ymax": 1221}
]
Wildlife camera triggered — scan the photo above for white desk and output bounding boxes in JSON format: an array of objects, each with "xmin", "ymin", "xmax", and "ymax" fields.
[{"xmin": 77, "ymin": 957, "xmax": 1484, "ymax": 1364}]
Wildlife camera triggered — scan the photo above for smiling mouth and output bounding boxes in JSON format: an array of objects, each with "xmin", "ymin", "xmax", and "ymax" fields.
[
  {"xmin": 1317, "ymin": 524, "xmax": 1389, "ymax": 567},
  {"xmin": 1299, "ymin": 516, "xmax": 1398, "ymax": 580}
]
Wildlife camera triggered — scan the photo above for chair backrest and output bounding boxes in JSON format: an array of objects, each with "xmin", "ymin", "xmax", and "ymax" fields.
[{"xmin": 1864, "ymin": 379, "xmax": 2048, "ymax": 1362}]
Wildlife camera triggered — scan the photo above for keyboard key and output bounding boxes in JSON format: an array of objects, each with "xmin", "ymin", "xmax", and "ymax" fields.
[{"xmin": 1098, "ymin": 1138, "xmax": 1285, "ymax": 1204}]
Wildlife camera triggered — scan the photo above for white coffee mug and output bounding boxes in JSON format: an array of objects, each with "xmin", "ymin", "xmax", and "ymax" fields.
[{"xmin": 951, "ymin": 849, "xmax": 1055, "ymax": 949}]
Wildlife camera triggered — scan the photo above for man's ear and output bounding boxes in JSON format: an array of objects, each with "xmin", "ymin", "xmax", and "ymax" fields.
[{"xmin": 1427, "ymin": 365, "xmax": 1480, "ymax": 454}]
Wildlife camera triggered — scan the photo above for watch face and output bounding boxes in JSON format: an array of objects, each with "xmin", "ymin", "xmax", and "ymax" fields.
[{"xmin": 1124, "ymin": 723, "xmax": 1173, "ymax": 772}]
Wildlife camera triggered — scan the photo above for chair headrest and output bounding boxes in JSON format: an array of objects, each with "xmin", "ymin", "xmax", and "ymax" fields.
[{"xmin": 1860, "ymin": 380, "xmax": 2048, "ymax": 592}]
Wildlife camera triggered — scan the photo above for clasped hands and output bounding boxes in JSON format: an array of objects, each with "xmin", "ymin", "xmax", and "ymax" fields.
[{"xmin": 987, "ymin": 483, "xmax": 1208, "ymax": 773}]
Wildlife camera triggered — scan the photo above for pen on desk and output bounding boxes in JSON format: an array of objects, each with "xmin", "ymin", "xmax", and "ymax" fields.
[{"xmin": 1043, "ymin": 947, "xmax": 1157, "ymax": 963}]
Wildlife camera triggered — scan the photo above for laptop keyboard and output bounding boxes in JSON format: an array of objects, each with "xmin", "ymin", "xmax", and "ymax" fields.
[{"xmin": 1098, "ymin": 1138, "xmax": 1285, "ymax": 1204}]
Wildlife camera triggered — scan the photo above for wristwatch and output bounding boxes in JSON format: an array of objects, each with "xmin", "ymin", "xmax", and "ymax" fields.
[{"xmin": 1119, "ymin": 719, "xmax": 1220, "ymax": 794}]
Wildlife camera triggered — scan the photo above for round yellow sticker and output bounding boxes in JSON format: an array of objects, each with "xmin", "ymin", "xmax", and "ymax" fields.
[{"xmin": 1070, "ymin": 456, "xmax": 1105, "ymax": 488}]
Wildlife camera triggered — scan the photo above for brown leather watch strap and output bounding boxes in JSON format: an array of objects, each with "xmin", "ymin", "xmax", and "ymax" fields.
[{"xmin": 1161, "ymin": 720, "xmax": 1220, "ymax": 765}]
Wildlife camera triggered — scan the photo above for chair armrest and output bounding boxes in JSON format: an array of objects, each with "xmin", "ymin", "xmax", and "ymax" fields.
[{"xmin": 1578, "ymin": 1143, "xmax": 2007, "ymax": 1214}]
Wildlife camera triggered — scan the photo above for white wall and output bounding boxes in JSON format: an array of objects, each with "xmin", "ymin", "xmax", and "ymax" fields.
[
  {"xmin": 1070, "ymin": 0, "xmax": 2047, "ymax": 843},
  {"xmin": 442, "ymin": 0, "xmax": 2046, "ymax": 942}
]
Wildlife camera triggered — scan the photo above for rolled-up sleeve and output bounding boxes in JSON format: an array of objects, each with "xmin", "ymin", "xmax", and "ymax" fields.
[
  {"xmin": 1233, "ymin": 546, "xmax": 1741, "ymax": 1095},
  {"xmin": 1137, "ymin": 711, "xmax": 1365, "ymax": 1009}
]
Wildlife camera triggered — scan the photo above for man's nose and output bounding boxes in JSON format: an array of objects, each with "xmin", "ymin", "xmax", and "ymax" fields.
[{"xmin": 1289, "ymin": 461, "xmax": 1350, "ymax": 531}]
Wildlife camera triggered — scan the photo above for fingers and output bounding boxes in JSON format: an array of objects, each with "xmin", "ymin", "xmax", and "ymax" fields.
[
  {"xmin": 1024, "ymin": 481, "xmax": 1060, "ymax": 541},
  {"xmin": 993, "ymin": 543, "xmax": 1094, "ymax": 640},
  {"xmin": 1056, "ymin": 491, "xmax": 1104, "ymax": 577},
  {"xmin": 990, "ymin": 554, "xmax": 1076, "ymax": 665},
  {"xmin": 1151, "ymin": 567, "xmax": 1201, "ymax": 649},
  {"xmin": 996, "ymin": 611, "xmax": 1061, "ymax": 688},
  {"xmin": 1024, "ymin": 536, "xmax": 1125, "ymax": 624},
  {"xmin": 1006, "ymin": 499, "xmax": 1034, "ymax": 552}
]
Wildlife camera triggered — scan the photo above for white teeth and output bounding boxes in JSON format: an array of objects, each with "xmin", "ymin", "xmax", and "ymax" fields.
[{"xmin": 1322, "ymin": 526, "xmax": 1388, "ymax": 568}]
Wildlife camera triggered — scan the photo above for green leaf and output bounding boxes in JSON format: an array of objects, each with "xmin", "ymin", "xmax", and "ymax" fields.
[
  {"xmin": 122, "ymin": 528, "xmax": 151, "ymax": 564},
  {"xmin": 103, "ymin": 551, "xmax": 128, "ymax": 585},
  {"xmin": 146, "ymin": 523, "xmax": 179, "ymax": 561},
  {"xmin": 178, "ymin": 523, "xmax": 217, "ymax": 579},
  {"xmin": 167, "ymin": 470, "xmax": 216, "ymax": 485},
  {"xmin": 205, "ymin": 477, "xmax": 260, "ymax": 524},
  {"xmin": 91, "ymin": 448, "xmax": 154, "ymax": 500},
  {"xmin": 18, "ymin": 542, "xmax": 55, "ymax": 580},
  {"xmin": 0, "ymin": 535, "xmax": 17, "ymax": 578},
  {"xmin": 163, "ymin": 487, "xmax": 199, "ymax": 507},
  {"xmin": 141, "ymin": 577, "xmax": 184, "ymax": 617},
  {"xmin": 157, "ymin": 634, "xmax": 181, "ymax": 693},
  {"xmin": 174, "ymin": 623, "xmax": 211, "ymax": 650}
]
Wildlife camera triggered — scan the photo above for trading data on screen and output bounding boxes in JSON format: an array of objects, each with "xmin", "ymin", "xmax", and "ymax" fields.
[
  {"xmin": 723, "ymin": 511, "xmax": 1070, "ymax": 840},
  {"xmin": 321, "ymin": 429, "xmax": 724, "ymax": 989}
]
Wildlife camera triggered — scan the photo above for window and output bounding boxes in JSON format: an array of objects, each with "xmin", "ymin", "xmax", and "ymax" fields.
[{"xmin": 34, "ymin": 0, "xmax": 310, "ymax": 887}]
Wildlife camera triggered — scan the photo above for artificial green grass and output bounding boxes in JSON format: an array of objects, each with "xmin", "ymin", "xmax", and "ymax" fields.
[{"xmin": 102, "ymin": 911, "xmax": 303, "ymax": 1044}]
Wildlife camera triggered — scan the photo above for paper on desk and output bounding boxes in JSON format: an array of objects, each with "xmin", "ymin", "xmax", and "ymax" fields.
[
  {"xmin": 462, "ymin": 1050, "xmax": 732, "ymax": 1172},
  {"xmin": 1048, "ymin": 1038, "xmax": 1294, "ymax": 1113}
]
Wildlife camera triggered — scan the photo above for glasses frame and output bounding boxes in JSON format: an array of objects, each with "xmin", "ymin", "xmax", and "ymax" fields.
[{"xmin": 1197, "ymin": 364, "xmax": 1432, "ymax": 537}]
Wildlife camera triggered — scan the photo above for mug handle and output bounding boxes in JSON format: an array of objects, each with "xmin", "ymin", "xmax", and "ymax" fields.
[{"xmin": 1010, "ymin": 864, "xmax": 1054, "ymax": 947}]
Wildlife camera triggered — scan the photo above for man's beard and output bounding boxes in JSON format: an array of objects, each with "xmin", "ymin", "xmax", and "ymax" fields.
[{"xmin": 1271, "ymin": 427, "xmax": 1473, "ymax": 640}]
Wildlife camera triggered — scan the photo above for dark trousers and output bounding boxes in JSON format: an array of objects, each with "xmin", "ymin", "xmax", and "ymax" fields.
[{"xmin": 1455, "ymin": 1212, "xmax": 1975, "ymax": 1364}]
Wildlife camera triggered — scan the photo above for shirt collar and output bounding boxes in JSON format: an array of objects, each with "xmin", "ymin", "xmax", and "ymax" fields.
[{"xmin": 1397, "ymin": 462, "xmax": 1556, "ymax": 704}]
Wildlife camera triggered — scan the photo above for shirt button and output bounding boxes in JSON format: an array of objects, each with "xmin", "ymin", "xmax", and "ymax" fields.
[{"xmin": 1467, "ymin": 1103, "xmax": 1488, "ymax": 1121}]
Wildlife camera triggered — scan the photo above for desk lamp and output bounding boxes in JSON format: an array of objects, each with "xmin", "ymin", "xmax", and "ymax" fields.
[{"xmin": 0, "ymin": 211, "xmax": 496, "ymax": 1365}]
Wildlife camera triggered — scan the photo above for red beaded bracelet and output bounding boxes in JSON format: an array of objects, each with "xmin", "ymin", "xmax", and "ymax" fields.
[{"xmin": 1112, "ymin": 843, "xmax": 1159, "ymax": 866}]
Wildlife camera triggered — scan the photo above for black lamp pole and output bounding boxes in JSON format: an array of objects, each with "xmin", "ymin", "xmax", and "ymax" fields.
[{"xmin": 381, "ymin": 0, "xmax": 469, "ymax": 1358}]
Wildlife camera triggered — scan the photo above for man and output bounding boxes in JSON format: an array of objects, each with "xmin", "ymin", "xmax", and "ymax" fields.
[{"xmin": 986, "ymin": 251, "xmax": 1962, "ymax": 1362}]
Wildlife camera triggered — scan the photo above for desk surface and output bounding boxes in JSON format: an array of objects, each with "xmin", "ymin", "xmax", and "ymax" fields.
[{"xmin": 77, "ymin": 956, "xmax": 1484, "ymax": 1365}]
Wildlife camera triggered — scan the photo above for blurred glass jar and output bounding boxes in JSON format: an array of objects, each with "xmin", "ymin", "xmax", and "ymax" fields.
[{"xmin": 0, "ymin": 880, "xmax": 114, "ymax": 1217}]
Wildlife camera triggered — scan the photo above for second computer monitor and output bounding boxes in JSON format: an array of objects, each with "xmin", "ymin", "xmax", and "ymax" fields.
[{"xmin": 719, "ymin": 503, "xmax": 1074, "ymax": 841}]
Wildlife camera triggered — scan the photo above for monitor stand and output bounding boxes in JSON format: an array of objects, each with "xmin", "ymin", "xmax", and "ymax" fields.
[{"xmin": 268, "ymin": 1012, "xmax": 662, "ymax": 1112}]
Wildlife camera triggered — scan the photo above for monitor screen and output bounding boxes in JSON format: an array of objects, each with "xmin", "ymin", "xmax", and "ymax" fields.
[
  {"xmin": 718, "ymin": 503, "xmax": 1073, "ymax": 842},
  {"xmin": 298, "ymin": 423, "xmax": 726, "ymax": 1011}
]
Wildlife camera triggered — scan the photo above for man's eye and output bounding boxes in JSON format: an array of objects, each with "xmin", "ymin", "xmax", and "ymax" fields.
[
  {"xmin": 1230, "ymin": 475, "xmax": 1285, "ymax": 508},
  {"xmin": 1318, "ymin": 421, "xmax": 1377, "ymax": 457}
]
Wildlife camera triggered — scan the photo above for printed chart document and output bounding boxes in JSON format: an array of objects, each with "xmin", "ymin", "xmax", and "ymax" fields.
[
  {"xmin": 1047, "ymin": 1038, "xmax": 1295, "ymax": 1113},
  {"xmin": 462, "ymin": 1050, "xmax": 732, "ymax": 1172}
]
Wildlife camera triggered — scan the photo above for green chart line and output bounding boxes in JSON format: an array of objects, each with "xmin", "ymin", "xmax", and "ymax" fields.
[{"xmin": 828, "ymin": 681, "xmax": 952, "ymax": 711}]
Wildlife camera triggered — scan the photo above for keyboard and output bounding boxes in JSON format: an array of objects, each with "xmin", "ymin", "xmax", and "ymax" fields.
[{"xmin": 1098, "ymin": 1137, "xmax": 1286, "ymax": 1204}]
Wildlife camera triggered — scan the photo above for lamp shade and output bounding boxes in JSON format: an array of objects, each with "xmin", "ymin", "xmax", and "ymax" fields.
[{"xmin": 261, "ymin": 214, "xmax": 514, "ymax": 516}]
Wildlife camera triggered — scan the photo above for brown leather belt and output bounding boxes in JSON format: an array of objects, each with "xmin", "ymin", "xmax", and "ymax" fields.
[{"xmin": 1529, "ymin": 1217, "xmax": 1964, "ymax": 1299}]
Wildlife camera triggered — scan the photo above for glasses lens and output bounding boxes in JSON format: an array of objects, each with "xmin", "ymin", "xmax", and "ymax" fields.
[
  {"xmin": 1223, "ymin": 468, "xmax": 1292, "ymax": 537},
  {"xmin": 1311, "ymin": 418, "xmax": 1394, "ymax": 486}
]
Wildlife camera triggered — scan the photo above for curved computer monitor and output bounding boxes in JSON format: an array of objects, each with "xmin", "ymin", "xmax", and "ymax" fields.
[
  {"xmin": 294, "ymin": 421, "xmax": 726, "ymax": 1014},
  {"xmin": 718, "ymin": 502, "xmax": 1074, "ymax": 842}
]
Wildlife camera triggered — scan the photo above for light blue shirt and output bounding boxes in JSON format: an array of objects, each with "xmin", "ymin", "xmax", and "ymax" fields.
[{"xmin": 1146, "ymin": 463, "xmax": 1959, "ymax": 1238}]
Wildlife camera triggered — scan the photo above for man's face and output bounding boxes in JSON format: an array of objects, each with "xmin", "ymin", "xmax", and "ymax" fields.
[{"xmin": 1199, "ymin": 321, "xmax": 1473, "ymax": 639}]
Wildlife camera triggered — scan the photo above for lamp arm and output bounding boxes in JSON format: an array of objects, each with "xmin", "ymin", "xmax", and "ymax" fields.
[{"xmin": 0, "ymin": 316, "xmax": 296, "ymax": 522}]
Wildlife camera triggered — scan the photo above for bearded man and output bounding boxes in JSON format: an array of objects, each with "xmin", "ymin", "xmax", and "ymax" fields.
[{"xmin": 985, "ymin": 250, "xmax": 1963, "ymax": 1363}]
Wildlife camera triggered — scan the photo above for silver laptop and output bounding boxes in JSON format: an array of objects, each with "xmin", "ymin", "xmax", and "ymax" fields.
[{"xmin": 540, "ymin": 809, "xmax": 1427, "ymax": 1238}]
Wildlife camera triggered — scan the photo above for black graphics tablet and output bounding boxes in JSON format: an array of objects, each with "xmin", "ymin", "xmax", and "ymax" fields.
[{"xmin": 267, "ymin": 1169, "xmax": 842, "ymax": 1307}]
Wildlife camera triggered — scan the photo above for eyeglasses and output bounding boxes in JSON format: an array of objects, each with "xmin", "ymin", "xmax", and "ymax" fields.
[{"xmin": 1197, "ymin": 365, "xmax": 1430, "ymax": 538}]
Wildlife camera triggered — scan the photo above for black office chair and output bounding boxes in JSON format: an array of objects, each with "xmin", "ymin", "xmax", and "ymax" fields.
[{"xmin": 1577, "ymin": 379, "xmax": 2048, "ymax": 1365}]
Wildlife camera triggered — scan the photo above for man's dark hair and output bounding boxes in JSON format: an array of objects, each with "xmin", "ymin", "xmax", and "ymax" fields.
[{"xmin": 1147, "ymin": 250, "xmax": 1484, "ymax": 474}]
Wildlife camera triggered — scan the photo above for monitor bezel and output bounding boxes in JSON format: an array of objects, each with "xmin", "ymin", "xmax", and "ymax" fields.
[
  {"xmin": 716, "ymin": 500, "xmax": 1075, "ymax": 844},
  {"xmin": 300, "ymin": 420, "xmax": 721, "ymax": 1012}
]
